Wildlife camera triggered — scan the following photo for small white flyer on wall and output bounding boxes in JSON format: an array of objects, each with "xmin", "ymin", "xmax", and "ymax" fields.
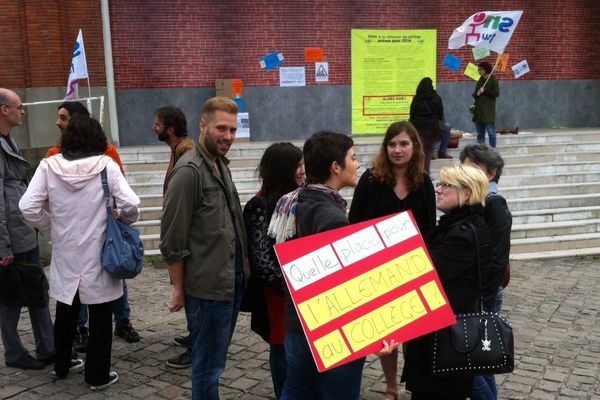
[
  {"xmin": 315, "ymin": 62, "xmax": 329, "ymax": 82},
  {"xmin": 236, "ymin": 112, "xmax": 250, "ymax": 138},
  {"xmin": 511, "ymin": 60, "xmax": 530, "ymax": 79},
  {"xmin": 280, "ymin": 67, "xmax": 306, "ymax": 87}
]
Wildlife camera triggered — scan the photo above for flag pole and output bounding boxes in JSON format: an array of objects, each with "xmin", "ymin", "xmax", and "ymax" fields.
[
  {"xmin": 86, "ymin": 77, "xmax": 93, "ymax": 116},
  {"xmin": 481, "ymin": 55, "xmax": 501, "ymax": 90}
]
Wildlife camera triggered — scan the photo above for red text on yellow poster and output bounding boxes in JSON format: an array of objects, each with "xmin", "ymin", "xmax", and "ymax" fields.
[{"xmin": 273, "ymin": 211, "xmax": 456, "ymax": 372}]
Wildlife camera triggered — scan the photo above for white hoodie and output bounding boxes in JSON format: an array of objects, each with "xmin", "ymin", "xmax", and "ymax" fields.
[{"xmin": 19, "ymin": 154, "xmax": 140, "ymax": 305}]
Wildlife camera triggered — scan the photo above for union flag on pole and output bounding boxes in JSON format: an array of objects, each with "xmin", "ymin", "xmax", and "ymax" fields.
[
  {"xmin": 65, "ymin": 29, "xmax": 89, "ymax": 100},
  {"xmin": 448, "ymin": 11, "xmax": 523, "ymax": 54}
]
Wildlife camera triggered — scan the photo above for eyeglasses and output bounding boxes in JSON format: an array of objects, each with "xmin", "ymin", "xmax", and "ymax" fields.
[
  {"xmin": 435, "ymin": 181, "xmax": 458, "ymax": 190},
  {"xmin": 1, "ymin": 104, "xmax": 25, "ymax": 111}
]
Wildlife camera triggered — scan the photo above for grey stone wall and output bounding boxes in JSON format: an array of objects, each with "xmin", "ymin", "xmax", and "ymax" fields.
[
  {"xmin": 116, "ymin": 79, "xmax": 600, "ymax": 144},
  {"xmin": 12, "ymin": 80, "xmax": 600, "ymax": 147}
]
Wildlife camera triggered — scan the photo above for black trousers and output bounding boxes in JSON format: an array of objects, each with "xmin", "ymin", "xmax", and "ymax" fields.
[{"xmin": 54, "ymin": 291, "xmax": 113, "ymax": 385}]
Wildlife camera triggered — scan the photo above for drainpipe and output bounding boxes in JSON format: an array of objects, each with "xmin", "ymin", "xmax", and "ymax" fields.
[{"xmin": 101, "ymin": 0, "xmax": 120, "ymax": 146}]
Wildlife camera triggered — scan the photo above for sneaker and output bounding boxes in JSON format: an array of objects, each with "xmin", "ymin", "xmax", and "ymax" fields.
[
  {"xmin": 50, "ymin": 359, "xmax": 85, "ymax": 379},
  {"xmin": 90, "ymin": 371, "xmax": 118, "ymax": 391},
  {"xmin": 165, "ymin": 350, "xmax": 191, "ymax": 369},
  {"xmin": 74, "ymin": 326, "xmax": 88, "ymax": 353},
  {"xmin": 6, "ymin": 354, "xmax": 45, "ymax": 370},
  {"xmin": 69, "ymin": 358, "xmax": 85, "ymax": 373},
  {"xmin": 172, "ymin": 334, "xmax": 191, "ymax": 348},
  {"xmin": 114, "ymin": 319, "xmax": 140, "ymax": 343}
]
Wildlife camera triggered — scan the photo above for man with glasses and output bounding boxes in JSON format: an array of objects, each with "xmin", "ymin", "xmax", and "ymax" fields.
[
  {"xmin": 472, "ymin": 61, "xmax": 500, "ymax": 148},
  {"xmin": 0, "ymin": 88, "xmax": 56, "ymax": 370}
]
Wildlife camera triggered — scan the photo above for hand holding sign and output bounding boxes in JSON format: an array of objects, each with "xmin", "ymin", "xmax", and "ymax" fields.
[{"xmin": 274, "ymin": 211, "xmax": 456, "ymax": 371}]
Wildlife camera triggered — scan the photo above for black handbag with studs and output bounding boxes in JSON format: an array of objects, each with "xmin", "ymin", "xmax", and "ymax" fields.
[{"xmin": 430, "ymin": 224, "xmax": 514, "ymax": 377}]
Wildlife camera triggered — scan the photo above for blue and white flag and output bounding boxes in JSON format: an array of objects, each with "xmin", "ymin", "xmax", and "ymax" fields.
[{"xmin": 65, "ymin": 29, "xmax": 89, "ymax": 99}]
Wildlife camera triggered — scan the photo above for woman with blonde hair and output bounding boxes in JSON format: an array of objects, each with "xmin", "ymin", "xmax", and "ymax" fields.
[
  {"xmin": 401, "ymin": 164, "xmax": 494, "ymax": 399},
  {"xmin": 349, "ymin": 120, "xmax": 436, "ymax": 400}
]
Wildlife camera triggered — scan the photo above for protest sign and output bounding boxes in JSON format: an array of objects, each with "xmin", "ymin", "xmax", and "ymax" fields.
[
  {"xmin": 305, "ymin": 48, "xmax": 325, "ymax": 62},
  {"xmin": 260, "ymin": 51, "xmax": 284, "ymax": 71},
  {"xmin": 496, "ymin": 53, "xmax": 510, "ymax": 72},
  {"xmin": 464, "ymin": 62, "xmax": 481, "ymax": 81},
  {"xmin": 472, "ymin": 47, "xmax": 491, "ymax": 60},
  {"xmin": 280, "ymin": 67, "xmax": 306, "ymax": 87},
  {"xmin": 442, "ymin": 53, "xmax": 462, "ymax": 72},
  {"xmin": 512, "ymin": 60, "xmax": 530, "ymax": 78},
  {"xmin": 274, "ymin": 211, "xmax": 456, "ymax": 372}
]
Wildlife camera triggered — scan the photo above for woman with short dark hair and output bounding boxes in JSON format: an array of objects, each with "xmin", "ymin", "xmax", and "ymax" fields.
[{"xmin": 20, "ymin": 116, "xmax": 139, "ymax": 391}]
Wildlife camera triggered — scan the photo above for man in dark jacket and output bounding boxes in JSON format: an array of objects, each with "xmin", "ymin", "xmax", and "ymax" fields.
[
  {"xmin": 269, "ymin": 131, "xmax": 365, "ymax": 399},
  {"xmin": 0, "ymin": 88, "xmax": 55, "ymax": 370}
]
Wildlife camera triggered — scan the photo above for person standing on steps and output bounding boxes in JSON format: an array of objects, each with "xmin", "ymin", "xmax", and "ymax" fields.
[
  {"xmin": 472, "ymin": 61, "xmax": 500, "ymax": 148},
  {"xmin": 153, "ymin": 106, "xmax": 195, "ymax": 369}
]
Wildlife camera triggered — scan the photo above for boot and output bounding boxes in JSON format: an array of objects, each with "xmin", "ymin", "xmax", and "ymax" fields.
[
  {"xmin": 437, "ymin": 151, "xmax": 453, "ymax": 159},
  {"xmin": 431, "ymin": 152, "xmax": 437, "ymax": 160}
]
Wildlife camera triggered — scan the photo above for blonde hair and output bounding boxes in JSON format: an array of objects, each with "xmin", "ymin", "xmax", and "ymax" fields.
[
  {"xmin": 201, "ymin": 96, "xmax": 238, "ymax": 121},
  {"xmin": 439, "ymin": 164, "xmax": 488, "ymax": 206}
]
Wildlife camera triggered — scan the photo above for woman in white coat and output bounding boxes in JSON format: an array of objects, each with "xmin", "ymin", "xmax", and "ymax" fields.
[{"xmin": 19, "ymin": 116, "xmax": 140, "ymax": 391}]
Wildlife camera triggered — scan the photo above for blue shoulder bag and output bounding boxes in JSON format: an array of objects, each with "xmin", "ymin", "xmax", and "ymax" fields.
[{"xmin": 100, "ymin": 168, "xmax": 144, "ymax": 279}]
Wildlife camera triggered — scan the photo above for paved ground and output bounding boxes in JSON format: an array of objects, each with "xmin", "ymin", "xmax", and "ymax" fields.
[{"xmin": 2, "ymin": 256, "xmax": 600, "ymax": 399}]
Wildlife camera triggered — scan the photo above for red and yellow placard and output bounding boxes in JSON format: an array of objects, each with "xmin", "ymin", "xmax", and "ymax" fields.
[{"xmin": 274, "ymin": 211, "xmax": 455, "ymax": 372}]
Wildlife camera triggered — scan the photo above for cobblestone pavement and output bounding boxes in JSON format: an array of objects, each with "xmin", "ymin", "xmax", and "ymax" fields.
[{"xmin": 2, "ymin": 256, "xmax": 600, "ymax": 399}]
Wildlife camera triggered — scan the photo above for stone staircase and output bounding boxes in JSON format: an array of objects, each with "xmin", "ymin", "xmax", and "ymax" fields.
[{"xmin": 118, "ymin": 128, "xmax": 600, "ymax": 260}]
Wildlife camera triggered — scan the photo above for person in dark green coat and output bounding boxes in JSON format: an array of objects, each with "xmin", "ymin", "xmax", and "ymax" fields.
[{"xmin": 472, "ymin": 61, "xmax": 500, "ymax": 148}]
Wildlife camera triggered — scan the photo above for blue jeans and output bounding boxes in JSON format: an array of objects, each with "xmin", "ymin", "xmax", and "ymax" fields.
[
  {"xmin": 270, "ymin": 344, "xmax": 287, "ymax": 400},
  {"xmin": 472, "ymin": 288, "xmax": 504, "ymax": 400},
  {"xmin": 77, "ymin": 280, "xmax": 130, "ymax": 327},
  {"xmin": 436, "ymin": 122, "xmax": 452, "ymax": 152},
  {"xmin": 186, "ymin": 270, "xmax": 244, "ymax": 400},
  {"xmin": 281, "ymin": 332, "xmax": 365, "ymax": 400},
  {"xmin": 475, "ymin": 122, "xmax": 497, "ymax": 148}
]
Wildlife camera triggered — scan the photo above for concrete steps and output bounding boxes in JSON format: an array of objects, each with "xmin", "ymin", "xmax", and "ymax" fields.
[{"xmin": 123, "ymin": 128, "xmax": 600, "ymax": 260}]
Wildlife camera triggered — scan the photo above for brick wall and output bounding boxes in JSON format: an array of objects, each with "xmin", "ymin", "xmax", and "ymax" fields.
[
  {"xmin": 2, "ymin": 1, "xmax": 599, "ymax": 89},
  {"xmin": 0, "ymin": 0, "xmax": 105, "ymax": 88}
]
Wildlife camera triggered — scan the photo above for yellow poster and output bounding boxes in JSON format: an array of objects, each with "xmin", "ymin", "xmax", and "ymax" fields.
[{"xmin": 351, "ymin": 29, "xmax": 437, "ymax": 134}]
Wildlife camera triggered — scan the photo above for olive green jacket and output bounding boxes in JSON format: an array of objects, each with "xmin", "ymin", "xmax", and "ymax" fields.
[
  {"xmin": 160, "ymin": 143, "xmax": 249, "ymax": 301},
  {"xmin": 472, "ymin": 74, "xmax": 499, "ymax": 123}
]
